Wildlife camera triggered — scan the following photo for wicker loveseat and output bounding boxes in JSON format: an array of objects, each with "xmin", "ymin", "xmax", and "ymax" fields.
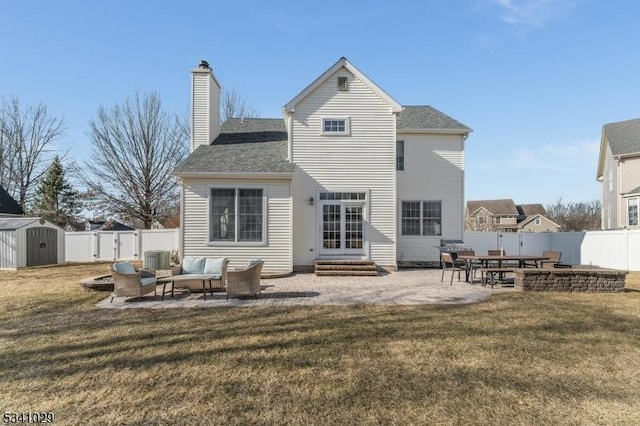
[
  {"xmin": 170, "ymin": 256, "xmax": 229, "ymax": 291},
  {"xmin": 226, "ymin": 259, "xmax": 264, "ymax": 299},
  {"xmin": 110, "ymin": 261, "xmax": 157, "ymax": 302}
]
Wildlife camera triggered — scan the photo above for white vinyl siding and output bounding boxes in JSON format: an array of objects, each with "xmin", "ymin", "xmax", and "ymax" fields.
[
  {"xmin": 291, "ymin": 68, "xmax": 396, "ymax": 268},
  {"xmin": 601, "ymin": 145, "xmax": 619, "ymax": 229},
  {"xmin": 396, "ymin": 134, "xmax": 465, "ymax": 262},
  {"xmin": 191, "ymin": 70, "xmax": 220, "ymax": 152},
  {"xmin": 618, "ymin": 157, "xmax": 640, "ymax": 228},
  {"xmin": 182, "ymin": 178, "xmax": 292, "ymax": 274}
]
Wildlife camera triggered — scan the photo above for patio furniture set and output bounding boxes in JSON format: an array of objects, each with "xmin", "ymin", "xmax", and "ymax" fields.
[
  {"xmin": 109, "ymin": 256, "xmax": 263, "ymax": 303},
  {"xmin": 441, "ymin": 250, "xmax": 565, "ymax": 288}
]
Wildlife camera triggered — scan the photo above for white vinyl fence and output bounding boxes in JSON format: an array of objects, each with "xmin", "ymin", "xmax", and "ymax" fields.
[
  {"xmin": 65, "ymin": 228, "xmax": 639, "ymax": 271},
  {"xmin": 464, "ymin": 230, "xmax": 640, "ymax": 271},
  {"xmin": 65, "ymin": 229, "xmax": 179, "ymax": 263}
]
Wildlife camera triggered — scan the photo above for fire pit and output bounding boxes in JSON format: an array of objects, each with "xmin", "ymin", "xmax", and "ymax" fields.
[{"xmin": 80, "ymin": 274, "xmax": 114, "ymax": 292}]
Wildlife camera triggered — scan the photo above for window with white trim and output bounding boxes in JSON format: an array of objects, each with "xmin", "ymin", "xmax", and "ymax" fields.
[
  {"xmin": 322, "ymin": 118, "xmax": 349, "ymax": 135},
  {"xmin": 337, "ymin": 76, "xmax": 348, "ymax": 91},
  {"xmin": 210, "ymin": 188, "xmax": 264, "ymax": 242},
  {"xmin": 396, "ymin": 140, "xmax": 404, "ymax": 171},
  {"xmin": 534, "ymin": 217, "xmax": 541, "ymax": 226},
  {"xmin": 628, "ymin": 198, "xmax": 638, "ymax": 226},
  {"xmin": 401, "ymin": 201, "xmax": 442, "ymax": 236}
]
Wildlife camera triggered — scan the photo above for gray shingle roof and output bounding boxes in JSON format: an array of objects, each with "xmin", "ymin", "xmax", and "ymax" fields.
[
  {"xmin": 626, "ymin": 185, "xmax": 640, "ymax": 195},
  {"xmin": 517, "ymin": 204, "xmax": 547, "ymax": 216},
  {"xmin": 603, "ymin": 118, "xmax": 640, "ymax": 156},
  {"xmin": 397, "ymin": 106, "xmax": 471, "ymax": 132},
  {"xmin": 467, "ymin": 199, "xmax": 518, "ymax": 215},
  {"xmin": 0, "ymin": 186, "xmax": 23, "ymax": 215},
  {"xmin": 173, "ymin": 118, "xmax": 294, "ymax": 175}
]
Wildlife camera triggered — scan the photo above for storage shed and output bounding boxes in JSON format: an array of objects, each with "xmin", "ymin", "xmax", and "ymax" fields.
[{"xmin": 0, "ymin": 218, "xmax": 65, "ymax": 269}]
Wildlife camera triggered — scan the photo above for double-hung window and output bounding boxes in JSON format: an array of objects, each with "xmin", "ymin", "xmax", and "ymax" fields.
[
  {"xmin": 210, "ymin": 188, "xmax": 264, "ymax": 243},
  {"xmin": 628, "ymin": 198, "xmax": 638, "ymax": 226},
  {"xmin": 401, "ymin": 201, "xmax": 442, "ymax": 236}
]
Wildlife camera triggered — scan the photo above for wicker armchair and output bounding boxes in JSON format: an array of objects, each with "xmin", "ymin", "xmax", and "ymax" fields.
[
  {"xmin": 110, "ymin": 261, "xmax": 157, "ymax": 302},
  {"xmin": 225, "ymin": 260, "xmax": 264, "ymax": 299}
]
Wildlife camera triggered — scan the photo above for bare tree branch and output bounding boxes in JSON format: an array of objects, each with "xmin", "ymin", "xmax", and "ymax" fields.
[
  {"xmin": 77, "ymin": 92, "xmax": 188, "ymax": 228},
  {"xmin": 0, "ymin": 97, "xmax": 66, "ymax": 209},
  {"xmin": 221, "ymin": 88, "xmax": 257, "ymax": 123}
]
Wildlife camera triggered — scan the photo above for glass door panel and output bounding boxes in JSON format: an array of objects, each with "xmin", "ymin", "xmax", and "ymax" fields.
[
  {"xmin": 322, "ymin": 204, "xmax": 341, "ymax": 250},
  {"xmin": 345, "ymin": 205, "xmax": 363, "ymax": 251}
]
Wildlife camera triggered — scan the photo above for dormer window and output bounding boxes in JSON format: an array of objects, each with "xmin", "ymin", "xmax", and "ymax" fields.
[{"xmin": 337, "ymin": 76, "xmax": 348, "ymax": 91}]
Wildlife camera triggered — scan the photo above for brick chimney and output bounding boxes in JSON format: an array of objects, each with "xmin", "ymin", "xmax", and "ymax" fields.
[{"xmin": 190, "ymin": 60, "xmax": 221, "ymax": 152}]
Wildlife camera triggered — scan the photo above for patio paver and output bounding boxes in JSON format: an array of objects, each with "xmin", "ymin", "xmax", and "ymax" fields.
[{"xmin": 97, "ymin": 269, "xmax": 516, "ymax": 309}]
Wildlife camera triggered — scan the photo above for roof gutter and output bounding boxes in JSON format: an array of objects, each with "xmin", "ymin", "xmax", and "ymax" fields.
[
  {"xmin": 172, "ymin": 171, "xmax": 294, "ymax": 180},
  {"xmin": 397, "ymin": 128, "xmax": 473, "ymax": 136}
]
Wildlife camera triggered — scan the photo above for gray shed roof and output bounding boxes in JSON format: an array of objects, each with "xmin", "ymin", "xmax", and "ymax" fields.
[
  {"xmin": 397, "ymin": 106, "xmax": 471, "ymax": 133},
  {"xmin": 173, "ymin": 118, "xmax": 295, "ymax": 175},
  {"xmin": 0, "ymin": 217, "xmax": 41, "ymax": 230},
  {"xmin": 603, "ymin": 118, "xmax": 640, "ymax": 156}
]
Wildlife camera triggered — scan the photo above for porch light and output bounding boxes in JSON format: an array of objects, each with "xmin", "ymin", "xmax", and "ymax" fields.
[{"xmin": 309, "ymin": 197, "xmax": 315, "ymax": 206}]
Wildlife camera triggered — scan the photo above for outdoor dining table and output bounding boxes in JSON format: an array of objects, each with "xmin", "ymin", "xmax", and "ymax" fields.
[{"xmin": 456, "ymin": 254, "xmax": 550, "ymax": 283}]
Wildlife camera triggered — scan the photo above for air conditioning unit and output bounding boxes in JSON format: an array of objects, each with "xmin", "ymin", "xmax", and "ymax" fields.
[{"xmin": 144, "ymin": 250, "xmax": 170, "ymax": 270}]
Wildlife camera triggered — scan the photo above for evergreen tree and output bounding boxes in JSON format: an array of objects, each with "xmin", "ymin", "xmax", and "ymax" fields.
[{"xmin": 32, "ymin": 156, "xmax": 82, "ymax": 228}]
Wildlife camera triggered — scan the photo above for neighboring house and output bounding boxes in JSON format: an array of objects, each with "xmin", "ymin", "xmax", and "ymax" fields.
[
  {"xmin": 86, "ymin": 220, "xmax": 135, "ymax": 231},
  {"xmin": 465, "ymin": 199, "xmax": 560, "ymax": 232},
  {"xmin": 0, "ymin": 186, "xmax": 24, "ymax": 217},
  {"xmin": 173, "ymin": 58, "xmax": 471, "ymax": 274},
  {"xmin": 597, "ymin": 117, "xmax": 640, "ymax": 229}
]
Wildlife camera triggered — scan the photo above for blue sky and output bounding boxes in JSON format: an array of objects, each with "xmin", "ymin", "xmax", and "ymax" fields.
[{"xmin": 2, "ymin": 0, "xmax": 639, "ymax": 206}]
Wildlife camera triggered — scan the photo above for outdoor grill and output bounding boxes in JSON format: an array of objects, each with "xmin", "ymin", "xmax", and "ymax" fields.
[
  {"xmin": 436, "ymin": 239, "xmax": 473, "ymax": 266},
  {"xmin": 437, "ymin": 239, "xmax": 473, "ymax": 255}
]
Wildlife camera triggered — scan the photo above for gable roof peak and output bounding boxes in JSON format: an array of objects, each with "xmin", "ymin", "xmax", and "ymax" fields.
[{"xmin": 283, "ymin": 58, "xmax": 402, "ymax": 113}]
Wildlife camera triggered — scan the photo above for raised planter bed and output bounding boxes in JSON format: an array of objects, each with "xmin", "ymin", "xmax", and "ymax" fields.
[{"xmin": 514, "ymin": 267, "xmax": 626, "ymax": 292}]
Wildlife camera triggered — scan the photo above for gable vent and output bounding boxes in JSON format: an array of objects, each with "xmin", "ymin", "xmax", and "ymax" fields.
[{"xmin": 337, "ymin": 76, "xmax": 348, "ymax": 91}]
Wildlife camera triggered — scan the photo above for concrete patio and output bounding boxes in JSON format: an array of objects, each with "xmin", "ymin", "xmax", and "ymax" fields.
[{"xmin": 98, "ymin": 268, "xmax": 516, "ymax": 309}]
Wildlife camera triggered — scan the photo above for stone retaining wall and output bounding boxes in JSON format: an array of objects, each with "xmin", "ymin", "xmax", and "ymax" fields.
[{"xmin": 514, "ymin": 268, "xmax": 626, "ymax": 292}]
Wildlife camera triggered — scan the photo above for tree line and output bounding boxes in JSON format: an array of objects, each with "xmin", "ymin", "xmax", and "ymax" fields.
[{"xmin": 0, "ymin": 89, "xmax": 256, "ymax": 230}]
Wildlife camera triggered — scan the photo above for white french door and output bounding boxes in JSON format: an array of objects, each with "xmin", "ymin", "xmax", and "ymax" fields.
[{"xmin": 319, "ymin": 199, "xmax": 365, "ymax": 256}]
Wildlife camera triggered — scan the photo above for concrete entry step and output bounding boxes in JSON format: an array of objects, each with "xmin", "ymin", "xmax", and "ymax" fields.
[{"xmin": 315, "ymin": 270, "xmax": 379, "ymax": 276}]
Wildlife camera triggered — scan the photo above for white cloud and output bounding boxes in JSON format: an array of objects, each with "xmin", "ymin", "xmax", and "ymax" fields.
[{"xmin": 494, "ymin": 0, "xmax": 577, "ymax": 29}]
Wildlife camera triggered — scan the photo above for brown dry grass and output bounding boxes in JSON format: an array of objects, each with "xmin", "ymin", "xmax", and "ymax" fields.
[{"xmin": 1, "ymin": 264, "xmax": 639, "ymax": 425}]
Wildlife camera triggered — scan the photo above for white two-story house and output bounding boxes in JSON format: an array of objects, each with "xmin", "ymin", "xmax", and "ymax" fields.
[
  {"xmin": 597, "ymin": 118, "xmax": 640, "ymax": 229},
  {"xmin": 173, "ymin": 58, "xmax": 471, "ymax": 274}
]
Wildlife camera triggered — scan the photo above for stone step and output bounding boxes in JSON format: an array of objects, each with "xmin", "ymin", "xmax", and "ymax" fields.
[
  {"xmin": 315, "ymin": 270, "xmax": 379, "ymax": 277},
  {"xmin": 314, "ymin": 260, "xmax": 375, "ymax": 266},
  {"xmin": 314, "ymin": 264, "xmax": 377, "ymax": 271},
  {"xmin": 314, "ymin": 259, "xmax": 378, "ymax": 276}
]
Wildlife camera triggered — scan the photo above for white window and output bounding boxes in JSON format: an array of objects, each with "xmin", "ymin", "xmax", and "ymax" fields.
[
  {"xmin": 396, "ymin": 140, "xmax": 404, "ymax": 171},
  {"xmin": 337, "ymin": 76, "xmax": 348, "ymax": 91},
  {"xmin": 322, "ymin": 118, "xmax": 350, "ymax": 135},
  {"xmin": 401, "ymin": 201, "xmax": 442, "ymax": 236},
  {"xmin": 535, "ymin": 217, "xmax": 541, "ymax": 226},
  {"xmin": 628, "ymin": 198, "xmax": 638, "ymax": 226},
  {"xmin": 210, "ymin": 188, "xmax": 264, "ymax": 243}
]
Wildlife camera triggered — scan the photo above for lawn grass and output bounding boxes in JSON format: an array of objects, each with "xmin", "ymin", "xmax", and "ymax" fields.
[{"xmin": 1, "ymin": 264, "xmax": 639, "ymax": 425}]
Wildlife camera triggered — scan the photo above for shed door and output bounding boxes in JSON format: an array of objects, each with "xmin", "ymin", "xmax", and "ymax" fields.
[{"xmin": 27, "ymin": 227, "xmax": 58, "ymax": 266}]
